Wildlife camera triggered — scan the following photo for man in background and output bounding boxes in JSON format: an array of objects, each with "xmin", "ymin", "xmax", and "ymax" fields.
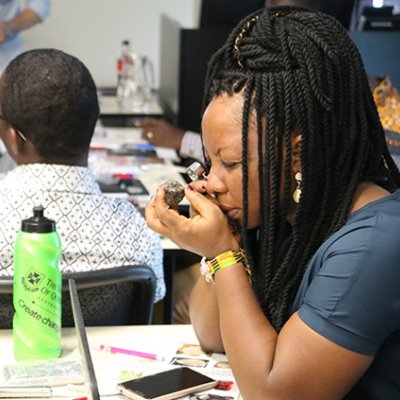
[
  {"xmin": 139, "ymin": 0, "xmax": 355, "ymax": 163},
  {"xmin": 0, "ymin": 49, "xmax": 165, "ymax": 303},
  {"xmin": 0, "ymin": 0, "xmax": 50, "ymax": 73}
]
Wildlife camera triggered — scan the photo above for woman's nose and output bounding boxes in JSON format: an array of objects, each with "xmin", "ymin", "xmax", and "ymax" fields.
[{"xmin": 206, "ymin": 168, "xmax": 226, "ymax": 196}]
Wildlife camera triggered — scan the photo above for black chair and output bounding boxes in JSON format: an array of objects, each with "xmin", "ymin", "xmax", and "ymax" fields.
[
  {"xmin": 0, "ymin": 279, "xmax": 13, "ymax": 329},
  {"xmin": 0, "ymin": 265, "xmax": 156, "ymax": 329}
]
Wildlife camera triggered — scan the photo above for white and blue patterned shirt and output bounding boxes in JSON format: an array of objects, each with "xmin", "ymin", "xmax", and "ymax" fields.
[{"xmin": 0, "ymin": 163, "xmax": 165, "ymax": 303}]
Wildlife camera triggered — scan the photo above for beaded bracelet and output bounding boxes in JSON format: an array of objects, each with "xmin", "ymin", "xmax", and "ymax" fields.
[{"xmin": 200, "ymin": 249, "xmax": 251, "ymax": 284}]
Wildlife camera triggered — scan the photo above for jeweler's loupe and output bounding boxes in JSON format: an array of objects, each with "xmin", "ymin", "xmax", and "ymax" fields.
[{"xmin": 185, "ymin": 161, "xmax": 208, "ymax": 182}]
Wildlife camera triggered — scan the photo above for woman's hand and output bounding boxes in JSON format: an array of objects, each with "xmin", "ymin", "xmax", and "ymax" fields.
[{"xmin": 145, "ymin": 183, "xmax": 240, "ymax": 259}]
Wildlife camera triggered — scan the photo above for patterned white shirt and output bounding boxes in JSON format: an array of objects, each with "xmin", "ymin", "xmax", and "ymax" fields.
[
  {"xmin": 180, "ymin": 131, "xmax": 204, "ymax": 163},
  {"xmin": 0, "ymin": 164, "xmax": 165, "ymax": 303}
]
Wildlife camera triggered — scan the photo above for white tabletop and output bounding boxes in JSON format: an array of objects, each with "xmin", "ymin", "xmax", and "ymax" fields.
[
  {"xmin": 99, "ymin": 96, "xmax": 163, "ymax": 116},
  {"xmin": 0, "ymin": 325, "xmax": 240, "ymax": 400},
  {"xmin": 90, "ymin": 127, "xmax": 187, "ymax": 198}
]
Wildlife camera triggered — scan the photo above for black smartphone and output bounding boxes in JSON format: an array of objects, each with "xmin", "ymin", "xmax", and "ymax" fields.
[{"xmin": 116, "ymin": 367, "xmax": 218, "ymax": 400}]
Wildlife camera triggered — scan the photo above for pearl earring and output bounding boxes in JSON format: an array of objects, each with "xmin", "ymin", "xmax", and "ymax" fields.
[{"xmin": 293, "ymin": 172, "xmax": 302, "ymax": 204}]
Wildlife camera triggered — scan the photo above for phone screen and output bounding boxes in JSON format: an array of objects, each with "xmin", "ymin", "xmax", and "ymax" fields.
[{"xmin": 117, "ymin": 367, "xmax": 217, "ymax": 400}]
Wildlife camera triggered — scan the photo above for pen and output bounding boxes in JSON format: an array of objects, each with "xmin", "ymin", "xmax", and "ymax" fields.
[
  {"xmin": 0, "ymin": 386, "xmax": 89, "ymax": 399},
  {"xmin": 99, "ymin": 344, "xmax": 165, "ymax": 361},
  {"xmin": 136, "ymin": 144, "xmax": 155, "ymax": 151},
  {"xmin": 0, "ymin": 387, "xmax": 52, "ymax": 398},
  {"xmin": 113, "ymin": 173, "xmax": 133, "ymax": 180}
]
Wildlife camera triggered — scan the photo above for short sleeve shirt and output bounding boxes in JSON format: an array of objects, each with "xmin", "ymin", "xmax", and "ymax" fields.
[
  {"xmin": 0, "ymin": 164, "xmax": 166, "ymax": 303},
  {"xmin": 291, "ymin": 189, "xmax": 400, "ymax": 399}
]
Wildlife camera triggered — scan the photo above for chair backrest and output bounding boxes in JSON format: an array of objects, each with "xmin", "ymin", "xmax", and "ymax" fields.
[
  {"xmin": 0, "ymin": 278, "xmax": 13, "ymax": 329},
  {"xmin": 0, "ymin": 265, "xmax": 156, "ymax": 329}
]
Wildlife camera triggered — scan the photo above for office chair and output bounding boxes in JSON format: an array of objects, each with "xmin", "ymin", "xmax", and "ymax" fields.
[
  {"xmin": 0, "ymin": 265, "xmax": 156, "ymax": 329},
  {"xmin": 0, "ymin": 279, "xmax": 13, "ymax": 329}
]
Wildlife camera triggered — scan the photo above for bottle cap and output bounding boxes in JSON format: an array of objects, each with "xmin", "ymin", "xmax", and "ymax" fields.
[{"xmin": 21, "ymin": 206, "xmax": 56, "ymax": 233}]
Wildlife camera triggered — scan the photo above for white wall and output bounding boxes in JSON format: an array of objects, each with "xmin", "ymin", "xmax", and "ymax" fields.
[{"xmin": 21, "ymin": 0, "xmax": 201, "ymax": 88}]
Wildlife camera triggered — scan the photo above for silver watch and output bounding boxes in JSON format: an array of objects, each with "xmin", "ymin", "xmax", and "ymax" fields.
[{"xmin": 5, "ymin": 21, "xmax": 17, "ymax": 39}]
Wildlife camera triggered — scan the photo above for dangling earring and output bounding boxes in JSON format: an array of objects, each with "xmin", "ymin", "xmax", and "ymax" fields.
[{"xmin": 293, "ymin": 172, "xmax": 302, "ymax": 204}]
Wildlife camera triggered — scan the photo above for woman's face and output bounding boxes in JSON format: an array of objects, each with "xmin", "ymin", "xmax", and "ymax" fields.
[{"xmin": 201, "ymin": 93, "xmax": 261, "ymax": 229}]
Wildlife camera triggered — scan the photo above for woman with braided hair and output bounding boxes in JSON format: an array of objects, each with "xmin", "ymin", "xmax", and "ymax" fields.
[{"xmin": 146, "ymin": 6, "xmax": 400, "ymax": 399}]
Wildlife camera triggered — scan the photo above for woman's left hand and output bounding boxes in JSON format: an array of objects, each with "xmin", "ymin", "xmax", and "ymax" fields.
[{"xmin": 145, "ymin": 184, "xmax": 240, "ymax": 259}]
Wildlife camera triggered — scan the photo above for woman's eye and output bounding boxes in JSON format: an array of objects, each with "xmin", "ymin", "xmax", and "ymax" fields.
[{"xmin": 222, "ymin": 161, "xmax": 241, "ymax": 169}]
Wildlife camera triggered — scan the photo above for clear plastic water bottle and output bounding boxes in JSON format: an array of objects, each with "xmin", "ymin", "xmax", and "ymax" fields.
[
  {"xmin": 116, "ymin": 40, "xmax": 132, "ymax": 81},
  {"xmin": 116, "ymin": 39, "xmax": 135, "ymax": 109},
  {"xmin": 116, "ymin": 40, "xmax": 153, "ymax": 109},
  {"xmin": 13, "ymin": 206, "xmax": 62, "ymax": 360}
]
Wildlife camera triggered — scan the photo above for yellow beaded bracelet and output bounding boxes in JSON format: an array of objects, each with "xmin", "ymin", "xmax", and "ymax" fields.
[{"xmin": 200, "ymin": 250, "xmax": 250, "ymax": 284}]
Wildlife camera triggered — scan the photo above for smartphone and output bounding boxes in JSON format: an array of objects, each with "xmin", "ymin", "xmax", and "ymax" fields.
[{"xmin": 116, "ymin": 367, "xmax": 218, "ymax": 400}]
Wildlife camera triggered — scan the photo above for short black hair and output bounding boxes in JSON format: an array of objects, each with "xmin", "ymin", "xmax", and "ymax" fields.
[{"xmin": 0, "ymin": 48, "xmax": 99, "ymax": 162}]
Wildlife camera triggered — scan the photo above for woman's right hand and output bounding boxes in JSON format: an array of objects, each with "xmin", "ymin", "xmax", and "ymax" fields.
[
  {"xmin": 189, "ymin": 180, "xmax": 243, "ymax": 246},
  {"xmin": 145, "ymin": 182, "xmax": 240, "ymax": 259}
]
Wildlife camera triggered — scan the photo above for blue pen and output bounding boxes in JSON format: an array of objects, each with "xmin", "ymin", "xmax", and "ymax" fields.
[{"xmin": 136, "ymin": 144, "xmax": 156, "ymax": 151}]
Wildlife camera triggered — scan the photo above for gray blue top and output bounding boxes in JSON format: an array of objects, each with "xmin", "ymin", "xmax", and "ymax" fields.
[{"xmin": 292, "ymin": 189, "xmax": 400, "ymax": 399}]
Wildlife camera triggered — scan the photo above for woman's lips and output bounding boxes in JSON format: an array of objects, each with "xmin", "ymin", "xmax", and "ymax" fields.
[
  {"xmin": 220, "ymin": 205, "xmax": 241, "ymax": 220},
  {"xmin": 226, "ymin": 209, "xmax": 241, "ymax": 220}
]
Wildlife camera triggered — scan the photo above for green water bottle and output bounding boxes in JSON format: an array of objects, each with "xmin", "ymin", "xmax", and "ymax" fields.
[{"xmin": 13, "ymin": 206, "xmax": 62, "ymax": 360}]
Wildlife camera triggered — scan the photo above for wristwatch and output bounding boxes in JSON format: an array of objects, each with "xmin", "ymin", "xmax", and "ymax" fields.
[{"xmin": 4, "ymin": 21, "xmax": 17, "ymax": 39}]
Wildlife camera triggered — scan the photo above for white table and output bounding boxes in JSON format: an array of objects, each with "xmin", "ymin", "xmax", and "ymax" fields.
[
  {"xmin": 0, "ymin": 325, "xmax": 240, "ymax": 400},
  {"xmin": 99, "ymin": 96, "xmax": 163, "ymax": 117},
  {"xmin": 89, "ymin": 126, "xmax": 188, "ymax": 208}
]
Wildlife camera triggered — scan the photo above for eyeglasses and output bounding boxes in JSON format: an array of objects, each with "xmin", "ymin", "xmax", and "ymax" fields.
[{"xmin": 0, "ymin": 114, "xmax": 27, "ymax": 142}]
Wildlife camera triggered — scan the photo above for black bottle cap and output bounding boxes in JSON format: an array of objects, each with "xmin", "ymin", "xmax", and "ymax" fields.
[{"xmin": 21, "ymin": 206, "xmax": 56, "ymax": 233}]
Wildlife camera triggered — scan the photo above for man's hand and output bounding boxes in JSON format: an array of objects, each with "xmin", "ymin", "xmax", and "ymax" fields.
[{"xmin": 136, "ymin": 119, "xmax": 185, "ymax": 149}]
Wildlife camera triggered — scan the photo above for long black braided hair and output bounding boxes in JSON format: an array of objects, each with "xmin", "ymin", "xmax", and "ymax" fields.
[{"xmin": 202, "ymin": 6, "xmax": 400, "ymax": 331}]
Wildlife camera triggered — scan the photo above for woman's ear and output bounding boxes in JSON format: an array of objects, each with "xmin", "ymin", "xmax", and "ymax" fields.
[{"xmin": 291, "ymin": 134, "xmax": 302, "ymax": 172}]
